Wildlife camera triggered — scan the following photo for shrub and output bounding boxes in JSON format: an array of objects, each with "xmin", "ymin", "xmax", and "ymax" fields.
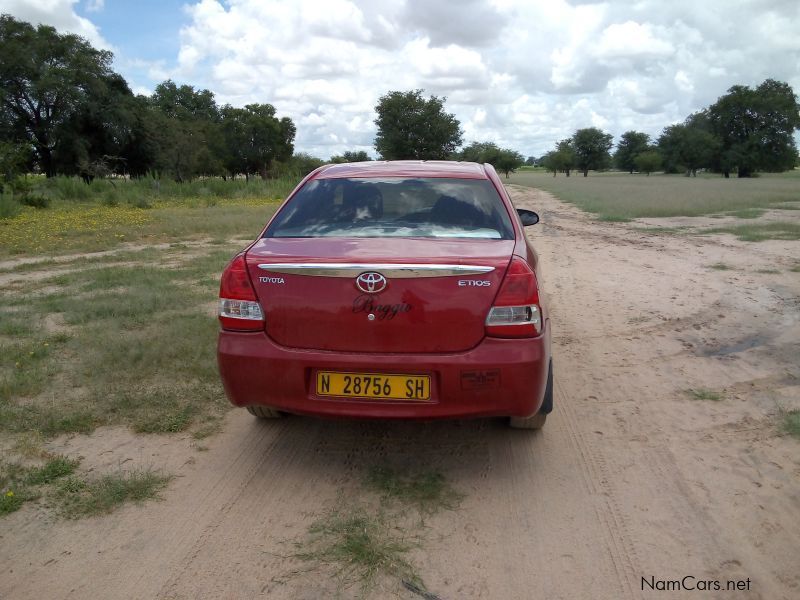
[
  {"xmin": 0, "ymin": 190, "xmax": 21, "ymax": 218},
  {"xmin": 20, "ymin": 194, "xmax": 50, "ymax": 209}
]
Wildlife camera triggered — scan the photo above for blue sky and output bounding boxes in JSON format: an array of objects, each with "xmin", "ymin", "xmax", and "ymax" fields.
[
  {"xmin": 73, "ymin": 0, "xmax": 186, "ymax": 94},
  {"xmin": 2, "ymin": 0, "xmax": 799, "ymax": 159},
  {"xmin": 76, "ymin": 0, "xmax": 184, "ymax": 62}
]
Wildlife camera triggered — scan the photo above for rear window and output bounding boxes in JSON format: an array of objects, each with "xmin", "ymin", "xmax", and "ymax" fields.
[{"xmin": 264, "ymin": 177, "xmax": 514, "ymax": 240}]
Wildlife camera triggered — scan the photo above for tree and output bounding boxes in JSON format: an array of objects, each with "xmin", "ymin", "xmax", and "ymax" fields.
[
  {"xmin": 457, "ymin": 141, "xmax": 523, "ymax": 177},
  {"xmin": 290, "ymin": 153, "xmax": 325, "ymax": 176},
  {"xmin": 707, "ymin": 79, "xmax": 800, "ymax": 177},
  {"xmin": 572, "ymin": 127, "xmax": 613, "ymax": 177},
  {"xmin": 658, "ymin": 123, "xmax": 719, "ymax": 176},
  {"xmin": 542, "ymin": 139, "xmax": 575, "ymax": 176},
  {"xmin": 150, "ymin": 80, "xmax": 224, "ymax": 181},
  {"xmin": 0, "ymin": 140, "xmax": 31, "ymax": 182},
  {"xmin": 614, "ymin": 131, "xmax": 650, "ymax": 174},
  {"xmin": 330, "ymin": 150, "xmax": 370, "ymax": 163},
  {"xmin": 217, "ymin": 103, "xmax": 295, "ymax": 180},
  {"xmin": 494, "ymin": 148, "xmax": 524, "ymax": 178},
  {"xmin": 633, "ymin": 150, "xmax": 662, "ymax": 175},
  {"xmin": 0, "ymin": 14, "xmax": 127, "ymax": 177},
  {"xmin": 374, "ymin": 90, "xmax": 462, "ymax": 159}
]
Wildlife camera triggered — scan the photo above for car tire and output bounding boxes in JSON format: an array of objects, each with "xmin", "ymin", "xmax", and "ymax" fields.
[
  {"xmin": 246, "ymin": 405, "xmax": 283, "ymax": 419},
  {"xmin": 509, "ymin": 360, "xmax": 553, "ymax": 429}
]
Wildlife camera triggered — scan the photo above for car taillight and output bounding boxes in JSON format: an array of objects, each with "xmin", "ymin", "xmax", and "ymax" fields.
[
  {"xmin": 485, "ymin": 257, "xmax": 542, "ymax": 338},
  {"xmin": 219, "ymin": 254, "xmax": 264, "ymax": 331}
]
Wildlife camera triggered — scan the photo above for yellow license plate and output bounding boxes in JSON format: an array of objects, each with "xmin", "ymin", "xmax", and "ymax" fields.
[{"xmin": 316, "ymin": 371, "xmax": 431, "ymax": 401}]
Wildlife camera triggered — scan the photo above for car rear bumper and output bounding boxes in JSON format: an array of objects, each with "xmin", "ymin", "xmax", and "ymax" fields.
[{"xmin": 217, "ymin": 321, "xmax": 550, "ymax": 420}]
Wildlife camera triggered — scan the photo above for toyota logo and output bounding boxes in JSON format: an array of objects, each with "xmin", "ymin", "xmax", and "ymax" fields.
[{"xmin": 356, "ymin": 272, "xmax": 387, "ymax": 294}]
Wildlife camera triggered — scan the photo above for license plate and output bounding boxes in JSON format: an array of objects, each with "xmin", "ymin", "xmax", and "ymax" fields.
[{"xmin": 316, "ymin": 371, "xmax": 431, "ymax": 401}]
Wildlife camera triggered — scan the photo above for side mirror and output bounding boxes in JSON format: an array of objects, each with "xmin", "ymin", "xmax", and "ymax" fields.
[{"xmin": 517, "ymin": 209, "xmax": 539, "ymax": 226}]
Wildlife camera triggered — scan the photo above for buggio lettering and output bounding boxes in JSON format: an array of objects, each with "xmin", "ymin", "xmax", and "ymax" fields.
[{"xmin": 352, "ymin": 295, "xmax": 411, "ymax": 320}]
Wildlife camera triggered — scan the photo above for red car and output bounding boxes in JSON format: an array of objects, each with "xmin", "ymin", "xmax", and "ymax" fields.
[{"xmin": 217, "ymin": 160, "xmax": 552, "ymax": 429}]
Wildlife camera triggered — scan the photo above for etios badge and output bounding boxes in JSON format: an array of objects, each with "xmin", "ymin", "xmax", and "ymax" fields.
[{"xmin": 356, "ymin": 272, "xmax": 387, "ymax": 294}]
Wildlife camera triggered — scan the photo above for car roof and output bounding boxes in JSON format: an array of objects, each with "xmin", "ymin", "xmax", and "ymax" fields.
[{"xmin": 315, "ymin": 160, "xmax": 489, "ymax": 180}]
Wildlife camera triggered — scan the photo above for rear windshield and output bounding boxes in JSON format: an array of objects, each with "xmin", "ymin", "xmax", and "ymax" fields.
[{"xmin": 264, "ymin": 177, "xmax": 514, "ymax": 240}]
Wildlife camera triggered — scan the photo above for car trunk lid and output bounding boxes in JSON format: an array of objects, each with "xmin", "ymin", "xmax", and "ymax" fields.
[{"xmin": 247, "ymin": 237, "xmax": 513, "ymax": 353}]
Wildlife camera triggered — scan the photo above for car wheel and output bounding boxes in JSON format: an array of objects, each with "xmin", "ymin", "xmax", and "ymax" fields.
[
  {"xmin": 246, "ymin": 405, "xmax": 283, "ymax": 419},
  {"xmin": 509, "ymin": 360, "xmax": 553, "ymax": 429}
]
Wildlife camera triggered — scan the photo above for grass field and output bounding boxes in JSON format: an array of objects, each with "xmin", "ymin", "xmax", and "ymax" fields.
[
  {"xmin": 0, "ymin": 177, "xmax": 289, "ymax": 510},
  {"xmin": 0, "ymin": 175, "xmax": 294, "ymax": 257},
  {"xmin": 508, "ymin": 170, "xmax": 800, "ymax": 221}
]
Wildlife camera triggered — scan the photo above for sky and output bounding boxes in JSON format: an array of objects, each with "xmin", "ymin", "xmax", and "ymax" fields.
[{"xmin": 2, "ymin": 0, "xmax": 799, "ymax": 159}]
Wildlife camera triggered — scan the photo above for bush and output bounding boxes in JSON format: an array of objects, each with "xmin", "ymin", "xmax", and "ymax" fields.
[
  {"xmin": 0, "ymin": 190, "xmax": 21, "ymax": 218},
  {"xmin": 20, "ymin": 194, "xmax": 50, "ymax": 209},
  {"xmin": 127, "ymin": 195, "xmax": 152, "ymax": 209}
]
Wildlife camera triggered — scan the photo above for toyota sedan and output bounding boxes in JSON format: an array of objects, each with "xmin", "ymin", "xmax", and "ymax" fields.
[{"xmin": 217, "ymin": 160, "xmax": 552, "ymax": 428}]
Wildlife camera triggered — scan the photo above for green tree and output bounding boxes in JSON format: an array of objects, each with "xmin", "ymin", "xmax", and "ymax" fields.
[
  {"xmin": 52, "ymin": 72, "xmax": 140, "ymax": 181},
  {"xmin": 458, "ymin": 141, "xmax": 500, "ymax": 163},
  {"xmin": 330, "ymin": 150, "xmax": 371, "ymax": 163},
  {"xmin": 150, "ymin": 80, "xmax": 223, "ymax": 181},
  {"xmin": 493, "ymin": 148, "xmax": 524, "ymax": 178},
  {"xmin": 218, "ymin": 103, "xmax": 295, "ymax": 180},
  {"xmin": 290, "ymin": 152, "xmax": 325, "ymax": 176},
  {"xmin": 614, "ymin": 131, "xmax": 650, "ymax": 173},
  {"xmin": 707, "ymin": 79, "xmax": 800, "ymax": 177},
  {"xmin": 457, "ymin": 141, "xmax": 523, "ymax": 177},
  {"xmin": 633, "ymin": 149, "xmax": 662, "ymax": 175},
  {"xmin": 0, "ymin": 140, "xmax": 31, "ymax": 182},
  {"xmin": 572, "ymin": 127, "xmax": 613, "ymax": 177},
  {"xmin": 0, "ymin": 14, "xmax": 127, "ymax": 177},
  {"xmin": 542, "ymin": 139, "xmax": 576, "ymax": 177},
  {"xmin": 374, "ymin": 90, "xmax": 462, "ymax": 159},
  {"xmin": 658, "ymin": 123, "xmax": 719, "ymax": 176}
]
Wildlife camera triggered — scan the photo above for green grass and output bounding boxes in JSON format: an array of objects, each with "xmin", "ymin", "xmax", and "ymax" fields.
[
  {"xmin": 0, "ymin": 462, "xmax": 37, "ymax": 515},
  {"xmin": 508, "ymin": 170, "xmax": 800, "ymax": 220},
  {"xmin": 1, "ymin": 456, "xmax": 77, "ymax": 516},
  {"xmin": 791, "ymin": 264, "xmax": 800, "ymax": 273},
  {"xmin": 20, "ymin": 174, "xmax": 295, "ymax": 208},
  {"xmin": 0, "ymin": 193, "xmax": 280, "ymax": 258},
  {"xmin": 727, "ymin": 208, "xmax": 767, "ymax": 219},
  {"xmin": 364, "ymin": 466, "xmax": 464, "ymax": 515},
  {"xmin": 709, "ymin": 262, "xmax": 732, "ymax": 271},
  {"xmin": 686, "ymin": 388, "xmax": 724, "ymax": 401},
  {"xmin": 0, "ymin": 245, "xmax": 235, "ymax": 438},
  {"xmin": 24, "ymin": 456, "xmax": 79, "ymax": 485},
  {"xmin": 286, "ymin": 467, "xmax": 463, "ymax": 596},
  {"xmin": 55, "ymin": 469, "xmax": 171, "ymax": 519},
  {"xmin": 704, "ymin": 222, "xmax": 800, "ymax": 242},
  {"xmin": 0, "ymin": 490, "xmax": 26, "ymax": 514},
  {"xmin": 133, "ymin": 403, "xmax": 197, "ymax": 434},
  {"xmin": 294, "ymin": 508, "xmax": 422, "ymax": 596},
  {"xmin": 782, "ymin": 410, "xmax": 800, "ymax": 440},
  {"xmin": 756, "ymin": 269, "xmax": 780, "ymax": 274}
]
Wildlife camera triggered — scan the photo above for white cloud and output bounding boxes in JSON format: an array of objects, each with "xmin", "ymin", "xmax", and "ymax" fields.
[
  {"xmin": 0, "ymin": 0, "xmax": 111, "ymax": 49},
  {"xmin": 3, "ymin": 0, "xmax": 800, "ymax": 159}
]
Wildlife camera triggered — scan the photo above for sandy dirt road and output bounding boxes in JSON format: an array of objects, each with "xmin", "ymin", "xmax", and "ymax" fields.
[{"xmin": 2, "ymin": 186, "xmax": 799, "ymax": 599}]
